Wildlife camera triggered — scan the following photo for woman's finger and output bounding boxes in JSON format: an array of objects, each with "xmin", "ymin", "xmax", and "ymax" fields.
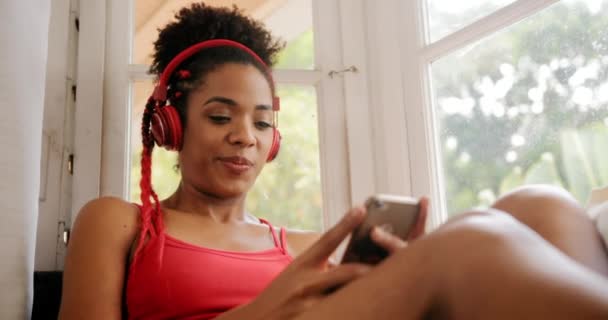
[
  {"xmin": 306, "ymin": 263, "xmax": 371, "ymax": 296},
  {"xmin": 296, "ymin": 207, "xmax": 366, "ymax": 267},
  {"xmin": 408, "ymin": 197, "xmax": 429, "ymax": 241},
  {"xmin": 371, "ymin": 226, "xmax": 407, "ymax": 254}
]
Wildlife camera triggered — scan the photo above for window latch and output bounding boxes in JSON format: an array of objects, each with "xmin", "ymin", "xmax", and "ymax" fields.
[
  {"xmin": 328, "ymin": 65, "xmax": 358, "ymax": 78},
  {"xmin": 58, "ymin": 221, "xmax": 71, "ymax": 246},
  {"xmin": 68, "ymin": 154, "xmax": 74, "ymax": 175}
]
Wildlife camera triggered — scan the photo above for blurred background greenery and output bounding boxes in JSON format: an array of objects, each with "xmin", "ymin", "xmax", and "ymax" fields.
[{"xmin": 432, "ymin": 0, "xmax": 608, "ymax": 214}]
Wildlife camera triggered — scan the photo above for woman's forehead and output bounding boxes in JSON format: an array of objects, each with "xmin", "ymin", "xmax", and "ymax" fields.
[{"xmin": 196, "ymin": 63, "xmax": 273, "ymax": 97}]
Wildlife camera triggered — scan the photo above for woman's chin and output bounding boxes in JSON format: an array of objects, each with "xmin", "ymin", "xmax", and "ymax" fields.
[
  {"xmin": 211, "ymin": 179, "xmax": 255, "ymax": 198},
  {"xmin": 218, "ymin": 185, "xmax": 250, "ymax": 197},
  {"xmin": 187, "ymin": 169, "xmax": 258, "ymax": 198}
]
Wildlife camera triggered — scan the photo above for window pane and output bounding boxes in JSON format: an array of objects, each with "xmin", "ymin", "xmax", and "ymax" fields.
[
  {"xmin": 129, "ymin": 83, "xmax": 322, "ymax": 231},
  {"xmin": 431, "ymin": 0, "xmax": 608, "ymax": 215},
  {"xmin": 427, "ymin": 0, "xmax": 517, "ymax": 43},
  {"xmin": 247, "ymin": 85, "xmax": 322, "ymax": 231},
  {"xmin": 132, "ymin": 0, "xmax": 314, "ymax": 69}
]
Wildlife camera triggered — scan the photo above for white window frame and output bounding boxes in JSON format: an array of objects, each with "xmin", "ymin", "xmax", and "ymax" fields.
[
  {"xmin": 70, "ymin": 0, "xmax": 565, "ymax": 237},
  {"xmin": 71, "ymin": 0, "xmax": 106, "ymax": 221}
]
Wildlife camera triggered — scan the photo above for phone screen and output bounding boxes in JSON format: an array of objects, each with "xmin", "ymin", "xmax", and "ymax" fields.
[{"xmin": 341, "ymin": 195, "xmax": 420, "ymax": 265}]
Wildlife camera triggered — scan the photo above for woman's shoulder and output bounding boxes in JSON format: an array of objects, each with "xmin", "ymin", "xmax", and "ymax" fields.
[
  {"xmin": 77, "ymin": 196, "xmax": 140, "ymax": 222},
  {"xmin": 60, "ymin": 197, "xmax": 141, "ymax": 319},
  {"xmin": 72, "ymin": 196, "xmax": 140, "ymax": 245}
]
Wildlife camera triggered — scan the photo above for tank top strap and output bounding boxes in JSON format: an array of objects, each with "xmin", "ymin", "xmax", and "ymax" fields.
[
  {"xmin": 279, "ymin": 227, "xmax": 287, "ymax": 254},
  {"xmin": 258, "ymin": 218, "xmax": 285, "ymax": 253}
]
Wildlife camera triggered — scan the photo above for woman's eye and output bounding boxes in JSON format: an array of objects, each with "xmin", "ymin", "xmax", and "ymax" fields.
[
  {"xmin": 209, "ymin": 115, "xmax": 230, "ymax": 123},
  {"xmin": 256, "ymin": 121, "xmax": 273, "ymax": 129}
]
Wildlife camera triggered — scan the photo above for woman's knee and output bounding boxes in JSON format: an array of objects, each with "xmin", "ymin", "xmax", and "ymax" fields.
[
  {"xmin": 428, "ymin": 209, "xmax": 531, "ymax": 261},
  {"xmin": 491, "ymin": 184, "xmax": 588, "ymax": 230},
  {"xmin": 422, "ymin": 211, "xmax": 541, "ymax": 302},
  {"xmin": 426, "ymin": 209, "xmax": 608, "ymax": 319},
  {"xmin": 490, "ymin": 185, "xmax": 608, "ymax": 275}
]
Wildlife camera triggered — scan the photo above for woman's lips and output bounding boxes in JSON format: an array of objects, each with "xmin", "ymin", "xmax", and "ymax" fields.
[{"xmin": 218, "ymin": 157, "xmax": 253, "ymax": 174}]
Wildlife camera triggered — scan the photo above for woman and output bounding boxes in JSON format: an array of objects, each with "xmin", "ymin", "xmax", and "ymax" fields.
[{"xmin": 59, "ymin": 3, "xmax": 608, "ymax": 319}]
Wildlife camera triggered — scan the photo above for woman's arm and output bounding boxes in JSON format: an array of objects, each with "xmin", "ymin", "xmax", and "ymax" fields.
[{"xmin": 58, "ymin": 197, "xmax": 139, "ymax": 320}]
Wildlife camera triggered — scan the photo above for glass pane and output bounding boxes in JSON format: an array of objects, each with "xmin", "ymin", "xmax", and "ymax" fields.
[
  {"xmin": 129, "ymin": 83, "xmax": 322, "ymax": 231},
  {"xmin": 248, "ymin": 85, "xmax": 322, "ymax": 230},
  {"xmin": 132, "ymin": 0, "xmax": 314, "ymax": 69},
  {"xmin": 427, "ymin": 0, "xmax": 517, "ymax": 43},
  {"xmin": 431, "ymin": 0, "xmax": 608, "ymax": 215}
]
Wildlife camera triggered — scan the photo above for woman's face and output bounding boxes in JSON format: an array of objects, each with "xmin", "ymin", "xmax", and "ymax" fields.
[{"xmin": 178, "ymin": 63, "xmax": 275, "ymax": 199}]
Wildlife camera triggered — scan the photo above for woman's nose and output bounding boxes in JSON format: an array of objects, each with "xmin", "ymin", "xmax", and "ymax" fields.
[{"xmin": 227, "ymin": 121, "xmax": 256, "ymax": 147}]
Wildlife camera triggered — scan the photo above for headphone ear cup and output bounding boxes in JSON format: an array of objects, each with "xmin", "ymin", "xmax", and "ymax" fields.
[
  {"xmin": 150, "ymin": 105, "xmax": 183, "ymax": 151},
  {"xmin": 267, "ymin": 128, "xmax": 282, "ymax": 162},
  {"xmin": 151, "ymin": 108, "xmax": 169, "ymax": 147},
  {"xmin": 164, "ymin": 106, "xmax": 183, "ymax": 150}
]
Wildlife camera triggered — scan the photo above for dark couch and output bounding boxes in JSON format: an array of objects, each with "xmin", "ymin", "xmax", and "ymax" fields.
[{"xmin": 32, "ymin": 271, "xmax": 62, "ymax": 320}]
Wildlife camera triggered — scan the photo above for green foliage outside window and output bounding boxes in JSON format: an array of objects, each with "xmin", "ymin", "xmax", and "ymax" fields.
[{"xmin": 434, "ymin": 1, "xmax": 608, "ymax": 214}]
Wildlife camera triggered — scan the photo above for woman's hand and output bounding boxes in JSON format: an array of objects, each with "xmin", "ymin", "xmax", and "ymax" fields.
[
  {"xmin": 370, "ymin": 197, "xmax": 429, "ymax": 254},
  {"xmin": 225, "ymin": 207, "xmax": 372, "ymax": 320}
]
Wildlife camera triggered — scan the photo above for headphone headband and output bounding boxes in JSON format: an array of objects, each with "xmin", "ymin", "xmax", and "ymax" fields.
[{"xmin": 152, "ymin": 39, "xmax": 279, "ymax": 111}]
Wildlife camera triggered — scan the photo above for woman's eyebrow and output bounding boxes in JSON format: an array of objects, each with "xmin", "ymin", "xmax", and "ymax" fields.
[
  {"xmin": 203, "ymin": 96, "xmax": 272, "ymax": 110},
  {"xmin": 203, "ymin": 96, "xmax": 237, "ymax": 106}
]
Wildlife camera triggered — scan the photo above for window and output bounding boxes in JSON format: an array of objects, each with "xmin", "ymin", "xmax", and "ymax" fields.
[
  {"xmin": 432, "ymin": 0, "xmax": 608, "ymax": 214},
  {"xmin": 427, "ymin": 0, "xmax": 518, "ymax": 42},
  {"xmin": 389, "ymin": 0, "xmax": 608, "ymax": 222}
]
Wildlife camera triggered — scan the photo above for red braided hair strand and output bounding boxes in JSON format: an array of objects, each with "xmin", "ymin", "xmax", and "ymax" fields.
[{"xmin": 133, "ymin": 97, "xmax": 165, "ymax": 263}]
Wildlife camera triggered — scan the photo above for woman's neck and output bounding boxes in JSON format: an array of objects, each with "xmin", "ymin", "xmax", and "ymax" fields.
[{"xmin": 163, "ymin": 182, "xmax": 253, "ymax": 224}]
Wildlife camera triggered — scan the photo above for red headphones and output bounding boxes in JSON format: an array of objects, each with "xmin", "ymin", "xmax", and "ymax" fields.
[{"xmin": 149, "ymin": 39, "xmax": 282, "ymax": 162}]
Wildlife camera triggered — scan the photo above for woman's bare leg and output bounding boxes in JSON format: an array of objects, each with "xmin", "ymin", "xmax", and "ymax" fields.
[
  {"xmin": 492, "ymin": 185, "xmax": 608, "ymax": 276},
  {"xmin": 295, "ymin": 210, "xmax": 608, "ymax": 319}
]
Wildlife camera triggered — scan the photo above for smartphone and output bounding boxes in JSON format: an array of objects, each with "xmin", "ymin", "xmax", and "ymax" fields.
[{"xmin": 341, "ymin": 194, "xmax": 421, "ymax": 265}]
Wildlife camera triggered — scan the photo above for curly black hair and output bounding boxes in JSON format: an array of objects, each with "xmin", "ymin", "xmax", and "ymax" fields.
[
  {"xmin": 150, "ymin": 3, "xmax": 284, "ymax": 75},
  {"xmin": 148, "ymin": 3, "xmax": 284, "ymax": 123}
]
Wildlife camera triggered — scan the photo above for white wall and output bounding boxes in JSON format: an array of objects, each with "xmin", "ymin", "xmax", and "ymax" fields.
[{"xmin": 0, "ymin": 0, "xmax": 51, "ymax": 318}]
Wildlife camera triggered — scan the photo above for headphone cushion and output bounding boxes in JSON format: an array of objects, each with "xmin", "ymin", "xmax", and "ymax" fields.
[
  {"xmin": 163, "ymin": 106, "xmax": 183, "ymax": 150},
  {"xmin": 151, "ymin": 111, "xmax": 168, "ymax": 147},
  {"xmin": 150, "ymin": 106, "xmax": 183, "ymax": 150},
  {"xmin": 267, "ymin": 128, "xmax": 282, "ymax": 162}
]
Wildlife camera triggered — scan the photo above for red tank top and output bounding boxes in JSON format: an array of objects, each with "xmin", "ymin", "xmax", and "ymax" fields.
[{"xmin": 126, "ymin": 207, "xmax": 293, "ymax": 320}]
